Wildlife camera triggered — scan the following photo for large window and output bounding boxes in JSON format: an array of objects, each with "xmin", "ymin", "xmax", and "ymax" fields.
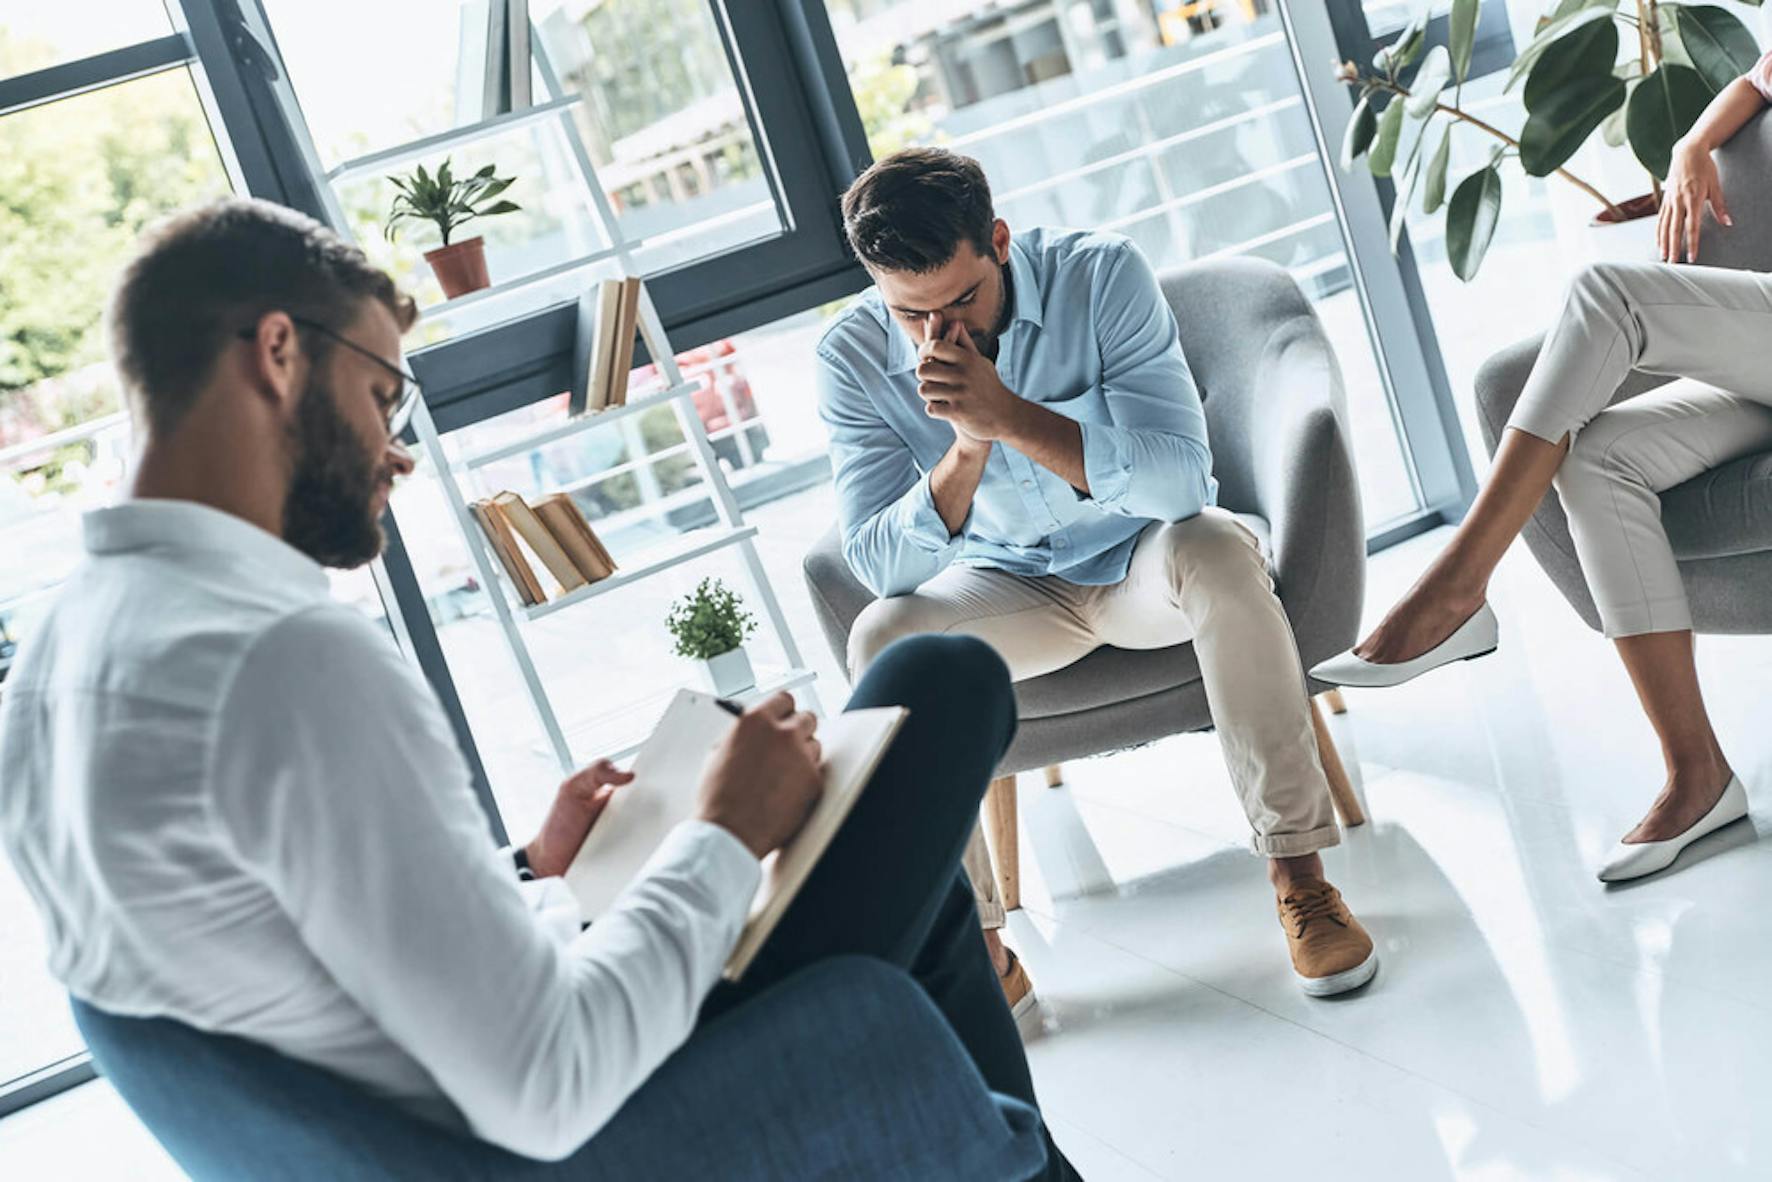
[
  {"xmin": 2, "ymin": 0, "xmax": 1487, "ymax": 1122},
  {"xmin": 0, "ymin": 20, "xmax": 233, "ymax": 1092}
]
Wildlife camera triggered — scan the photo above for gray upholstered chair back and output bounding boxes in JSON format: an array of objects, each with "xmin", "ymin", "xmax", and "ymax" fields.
[
  {"xmin": 804, "ymin": 256, "xmax": 1365, "ymax": 774},
  {"xmin": 1474, "ymin": 108, "xmax": 1772, "ymax": 634}
]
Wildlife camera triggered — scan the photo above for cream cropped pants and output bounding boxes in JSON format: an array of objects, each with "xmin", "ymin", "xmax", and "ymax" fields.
[
  {"xmin": 1511, "ymin": 261, "xmax": 1772, "ymax": 638},
  {"xmin": 847, "ymin": 508, "xmax": 1340, "ymax": 929}
]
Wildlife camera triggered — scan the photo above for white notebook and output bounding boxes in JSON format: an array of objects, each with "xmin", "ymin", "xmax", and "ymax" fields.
[{"xmin": 563, "ymin": 689, "xmax": 908, "ymax": 980}]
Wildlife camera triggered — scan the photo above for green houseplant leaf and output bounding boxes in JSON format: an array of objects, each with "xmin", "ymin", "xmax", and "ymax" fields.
[
  {"xmin": 385, "ymin": 155, "xmax": 522, "ymax": 247},
  {"xmin": 1342, "ymin": 95, "xmax": 1378, "ymax": 167},
  {"xmin": 1407, "ymin": 46, "xmax": 1452, "ymax": 117},
  {"xmin": 1422, "ymin": 124, "xmax": 1453, "ymax": 214},
  {"xmin": 1665, "ymin": 4, "xmax": 1762, "ymax": 94},
  {"xmin": 1523, "ymin": 15, "xmax": 1617, "ymax": 112},
  {"xmin": 1390, "ymin": 133, "xmax": 1426, "ymax": 251},
  {"xmin": 1446, "ymin": 164, "xmax": 1503, "ymax": 280},
  {"xmin": 1628, "ymin": 63, "xmax": 1715, "ymax": 179},
  {"xmin": 1449, "ymin": 0, "xmax": 1480, "ymax": 83},
  {"xmin": 1376, "ymin": 11, "xmax": 1430, "ymax": 75},
  {"xmin": 1367, "ymin": 96, "xmax": 1408, "ymax": 177},
  {"xmin": 1506, "ymin": 5, "xmax": 1614, "ymax": 92},
  {"xmin": 1520, "ymin": 71, "xmax": 1627, "ymax": 176},
  {"xmin": 665, "ymin": 578, "xmax": 757, "ymax": 661}
]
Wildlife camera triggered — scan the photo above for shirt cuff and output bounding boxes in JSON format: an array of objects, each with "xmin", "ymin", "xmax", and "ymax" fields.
[
  {"xmin": 1079, "ymin": 421, "xmax": 1133, "ymax": 510},
  {"xmin": 894, "ymin": 469, "xmax": 968, "ymax": 556},
  {"xmin": 639, "ymin": 819, "xmax": 764, "ymax": 932}
]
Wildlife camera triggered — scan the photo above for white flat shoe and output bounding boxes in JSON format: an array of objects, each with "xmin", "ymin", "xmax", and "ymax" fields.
[
  {"xmin": 1597, "ymin": 776, "xmax": 1750, "ymax": 883},
  {"xmin": 1309, "ymin": 603, "xmax": 1499, "ymax": 689}
]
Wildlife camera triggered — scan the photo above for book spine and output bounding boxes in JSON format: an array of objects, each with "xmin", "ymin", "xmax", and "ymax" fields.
[
  {"xmin": 609, "ymin": 277, "xmax": 643, "ymax": 408},
  {"xmin": 496, "ymin": 493, "xmax": 588, "ymax": 593},
  {"xmin": 471, "ymin": 500, "xmax": 541, "ymax": 606}
]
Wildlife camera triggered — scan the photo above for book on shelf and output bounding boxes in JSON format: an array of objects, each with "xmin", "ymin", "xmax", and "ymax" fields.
[
  {"xmin": 505, "ymin": 0, "xmax": 532, "ymax": 110},
  {"xmin": 469, "ymin": 499, "xmax": 545, "ymax": 606},
  {"xmin": 491, "ymin": 491, "xmax": 587, "ymax": 597},
  {"xmin": 571, "ymin": 275, "xmax": 645, "ymax": 415},
  {"xmin": 532, "ymin": 493, "xmax": 618, "ymax": 584},
  {"xmin": 564, "ymin": 689, "xmax": 907, "ymax": 980},
  {"xmin": 608, "ymin": 276, "xmax": 643, "ymax": 408}
]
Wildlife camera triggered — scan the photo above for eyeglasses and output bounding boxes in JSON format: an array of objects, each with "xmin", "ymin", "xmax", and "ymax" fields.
[{"xmin": 235, "ymin": 316, "xmax": 422, "ymax": 435}]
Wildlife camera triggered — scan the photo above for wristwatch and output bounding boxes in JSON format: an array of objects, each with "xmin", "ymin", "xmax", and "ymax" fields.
[{"xmin": 510, "ymin": 846, "xmax": 537, "ymax": 882}]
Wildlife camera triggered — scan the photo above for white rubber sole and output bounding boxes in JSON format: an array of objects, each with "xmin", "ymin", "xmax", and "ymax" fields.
[
  {"xmin": 1297, "ymin": 949, "xmax": 1379, "ymax": 998},
  {"xmin": 1009, "ymin": 989, "xmax": 1039, "ymax": 1022}
]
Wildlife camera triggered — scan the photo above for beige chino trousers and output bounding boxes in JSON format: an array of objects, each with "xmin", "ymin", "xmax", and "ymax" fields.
[
  {"xmin": 1513, "ymin": 261, "xmax": 1772, "ymax": 638},
  {"xmin": 847, "ymin": 508, "xmax": 1340, "ymax": 929}
]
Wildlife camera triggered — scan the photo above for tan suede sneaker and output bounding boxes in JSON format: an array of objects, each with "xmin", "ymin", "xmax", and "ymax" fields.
[
  {"xmin": 1276, "ymin": 879, "xmax": 1378, "ymax": 997},
  {"xmin": 999, "ymin": 949, "xmax": 1037, "ymax": 1020}
]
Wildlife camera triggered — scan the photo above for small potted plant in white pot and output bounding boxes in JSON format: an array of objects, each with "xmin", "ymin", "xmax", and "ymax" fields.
[
  {"xmin": 385, "ymin": 157, "xmax": 520, "ymax": 298},
  {"xmin": 666, "ymin": 577, "xmax": 758, "ymax": 696}
]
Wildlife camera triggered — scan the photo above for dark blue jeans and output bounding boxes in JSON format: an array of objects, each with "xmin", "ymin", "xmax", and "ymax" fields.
[{"xmin": 704, "ymin": 633, "xmax": 1078, "ymax": 1181}]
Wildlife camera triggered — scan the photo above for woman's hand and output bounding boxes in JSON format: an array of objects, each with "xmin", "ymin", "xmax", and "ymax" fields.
[
  {"xmin": 524, "ymin": 759, "xmax": 636, "ymax": 878},
  {"xmin": 1659, "ymin": 138, "xmax": 1733, "ymax": 264}
]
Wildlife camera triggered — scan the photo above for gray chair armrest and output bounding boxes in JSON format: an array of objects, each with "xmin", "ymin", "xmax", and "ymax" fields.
[
  {"xmin": 1241, "ymin": 315, "xmax": 1365, "ymax": 670},
  {"xmin": 1163, "ymin": 257, "xmax": 1364, "ymax": 671},
  {"xmin": 803, "ymin": 525, "xmax": 873, "ymax": 675}
]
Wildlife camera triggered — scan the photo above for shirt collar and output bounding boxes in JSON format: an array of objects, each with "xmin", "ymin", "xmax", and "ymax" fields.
[
  {"xmin": 83, "ymin": 499, "xmax": 333, "ymax": 599},
  {"xmin": 883, "ymin": 237, "xmax": 1044, "ymax": 375}
]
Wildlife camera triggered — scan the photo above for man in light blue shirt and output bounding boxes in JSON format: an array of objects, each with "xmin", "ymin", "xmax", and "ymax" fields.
[{"xmin": 818, "ymin": 148, "xmax": 1378, "ymax": 1001}]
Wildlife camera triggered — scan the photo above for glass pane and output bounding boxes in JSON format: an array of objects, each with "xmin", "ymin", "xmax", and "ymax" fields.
[
  {"xmin": 0, "ymin": 3, "xmax": 175, "ymax": 79},
  {"xmin": 1360, "ymin": 2, "xmax": 1456, "ymax": 39},
  {"xmin": 823, "ymin": 0, "xmax": 1420, "ymax": 527},
  {"xmin": 0, "ymin": 66, "xmax": 231, "ymax": 1086},
  {"xmin": 262, "ymin": 0, "xmax": 785, "ymax": 341},
  {"xmin": 1396, "ymin": 71, "xmax": 1588, "ymax": 452}
]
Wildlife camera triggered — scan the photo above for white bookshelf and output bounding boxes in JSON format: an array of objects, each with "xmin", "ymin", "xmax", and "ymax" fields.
[{"xmin": 391, "ymin": 31, "xmax": 818, "ymax": 776}]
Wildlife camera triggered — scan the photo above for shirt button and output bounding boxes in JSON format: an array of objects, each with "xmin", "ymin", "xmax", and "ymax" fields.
[
  {"xmin": 1021, "ymin": 480, "xmax": 1034, "ymax": 489},
  {"xmin": 1054, "ymin": 538, "xmax": 1069, "ymax": 549}
]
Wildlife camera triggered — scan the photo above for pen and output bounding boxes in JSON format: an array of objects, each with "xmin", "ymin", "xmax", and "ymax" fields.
[{"xmin": 714, "ymin": 698, "xmax": 744, "ymax": 717}]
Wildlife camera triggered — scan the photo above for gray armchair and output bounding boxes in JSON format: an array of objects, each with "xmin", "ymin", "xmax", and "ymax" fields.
[
  {"xmin": 1475, "ymin": 110, "xmax": 1772, "ymax": 634},
  {"xmin": 803, "ymin": 257, "xmax": 1369, "ymax": 906}
]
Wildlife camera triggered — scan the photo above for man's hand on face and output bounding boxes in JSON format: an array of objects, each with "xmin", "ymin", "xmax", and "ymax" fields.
[
  {"xmin": 917, "ymin": 311, "xmax": 1019, "ymax": 445},
  {"xmin": 525, "ymin": 759, "xmax": 636, "ymax": 878},
  {"xmin": 695, "ymin": 691, "xmax": 824, "ymax": 859}
]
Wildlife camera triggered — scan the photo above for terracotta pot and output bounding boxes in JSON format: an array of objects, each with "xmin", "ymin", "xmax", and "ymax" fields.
[{"xmin": 424, "ymin": 236, "xmax": 490, "ymax": 299}]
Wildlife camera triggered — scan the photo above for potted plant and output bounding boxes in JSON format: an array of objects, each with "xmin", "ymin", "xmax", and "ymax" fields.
[
  {"xmin": 385, "ymin": 158, "xmax": 521, "ymax": 298},
  {"xmin": 1336, "ymin": 0, "xmax": 1764, "ymax": 279},
  {"xmin": 666, "ymin": 577, "xmax": 759, "ymax": 696}
]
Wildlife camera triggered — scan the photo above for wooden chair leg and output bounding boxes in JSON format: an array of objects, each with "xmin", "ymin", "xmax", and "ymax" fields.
[
  {"xmin": 1043, "ymin": 763, "xmax": 1064, "ymax": 789},
  {"xmin": 1320, "ymin": 687, "xmax": 1348, "ymax": 715},
  {"xmin": 1309, "ymin": 698, "xmax": 1365, "ymax": 828},
  {"xmin": 983, "ymin": 775, "xmax": 1021, "ymax": 912}
]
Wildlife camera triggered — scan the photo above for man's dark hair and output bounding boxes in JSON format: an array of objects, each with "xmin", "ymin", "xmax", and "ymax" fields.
[
  {"xmin": 840, "ymin": 148, "xmax": 996, "ymax": 274},
  {"xmin": 108, "ymin": 196, "xmax": 417, "ymax": 436}
]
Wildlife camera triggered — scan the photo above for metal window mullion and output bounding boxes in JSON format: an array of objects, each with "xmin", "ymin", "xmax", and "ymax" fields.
[
  {"xmin": 1278, "ymin": 0, "xmax": 1476, "ymax": 525},
  {"xmin": 0, "ymin": 34, "xmax": 194, "ymax": 118}
]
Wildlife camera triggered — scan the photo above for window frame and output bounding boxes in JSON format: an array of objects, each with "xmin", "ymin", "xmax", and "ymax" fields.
[{"xmin": 2, "ymin": 0, "xmax": 1492, "ymax": 1121}]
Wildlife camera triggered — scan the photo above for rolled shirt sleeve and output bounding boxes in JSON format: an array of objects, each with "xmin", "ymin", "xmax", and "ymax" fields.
[
  {"xmin": 817, "ymin": 347, "xmax": 966, "ymax": 597},
  {"xmin": 206, "ymin": 606, "xmax": 761, "ymax": 1161},
  {"xmin": 1746, "ymin": 48, "xmax": 1772, "ymax": 103},
  {"xmin": 1078, "ymin": 241, "xmax": 1216, "ymax": 523}
]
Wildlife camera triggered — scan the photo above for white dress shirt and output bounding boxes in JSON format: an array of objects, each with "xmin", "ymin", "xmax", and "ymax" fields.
[{"xmin": 0, "ymin": 499, "xmax": 761, "ymax": 1160}]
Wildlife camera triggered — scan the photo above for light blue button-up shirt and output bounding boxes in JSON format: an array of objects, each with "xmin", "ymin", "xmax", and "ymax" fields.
[{"xmin": 816, "ymin": 226, "xmax": 1217, "ymax": 598}]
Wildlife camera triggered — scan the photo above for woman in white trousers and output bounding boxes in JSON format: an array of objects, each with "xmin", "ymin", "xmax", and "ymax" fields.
[{"xmin": 1314, "ymin": 52, "xmax": 1772, "ymax": 883}]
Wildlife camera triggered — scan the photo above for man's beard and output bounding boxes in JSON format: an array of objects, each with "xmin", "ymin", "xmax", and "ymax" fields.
[
  {"xmin": 971, "ymin": 261, "xmax": 1015, "ymax": 361},
  {"xmin": 282, "ymin": 371, "xmax": 388, "ymax": 569}
]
